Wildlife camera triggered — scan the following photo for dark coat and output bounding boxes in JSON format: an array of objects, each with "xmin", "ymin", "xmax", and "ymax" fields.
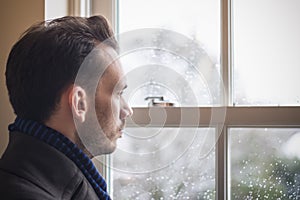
[{"xmin": 0, "ymin": 132, "xmax": 99, "ymax": 199}]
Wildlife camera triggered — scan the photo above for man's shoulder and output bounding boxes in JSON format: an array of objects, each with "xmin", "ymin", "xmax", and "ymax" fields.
[
  {"xmin": 0, "ymin": 164, "xmax": 98, "ymax": 200},
  {"xmin": 0, "ymin": 131, "xmax": 79, "ymax": 177},
  {"xmin": 0, "ymin": 131, "xmax": 98, "ymax": 199},
  {"xmin": 0, "ymin": 167, "xmax": 55, "ymax": 199}
]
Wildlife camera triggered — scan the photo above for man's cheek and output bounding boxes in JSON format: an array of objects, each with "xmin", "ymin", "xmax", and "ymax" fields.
[{"xmin": 111, "ymin": 99, "xmax": 121, "ymax": 120}]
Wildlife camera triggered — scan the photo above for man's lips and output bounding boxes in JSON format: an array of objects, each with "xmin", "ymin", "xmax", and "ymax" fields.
[
  {"xmin": 119, "ymin": 123, "xmax": 125, "ymax": 132},
  {"xmin": 116, "ymin": 122, "xmax": 125, "ymax": 138},
  {"xmin": 118, "ymin": 127, "xmax": 125, "ymax": 138}
]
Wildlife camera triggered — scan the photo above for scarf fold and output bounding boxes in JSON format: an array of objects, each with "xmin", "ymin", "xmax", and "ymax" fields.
[{"xmin": 8, "ymin": 117, "xmax": 111, "ymax": 200}]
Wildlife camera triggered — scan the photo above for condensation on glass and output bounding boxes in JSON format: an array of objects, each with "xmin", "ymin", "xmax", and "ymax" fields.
[
  {"xmin": 232, "ymin": 0, "xmax": 300, "ymax": 106},
  {"xmin": 118, "ymin": 0, "xmax": 220, "ymax": 107},
  {"xmin": 115, "ymin": 0, "xmax": 220, "ymax": 199},
  {"xmin": 112, "ymin": 128, "xmax": 216, "ymax": 200},
  {"xmin": 229, "ymin": 128, "xmax": 300, "ymax": 199}
]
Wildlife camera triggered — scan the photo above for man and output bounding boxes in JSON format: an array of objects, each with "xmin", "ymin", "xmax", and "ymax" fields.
[{"xmin": 0, "ymin": 15, "xmax": 132, "ymax": 199}]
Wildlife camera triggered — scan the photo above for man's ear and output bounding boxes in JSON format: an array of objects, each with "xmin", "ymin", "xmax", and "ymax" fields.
[{"xmin": 69, "ymin": 86, "xmax": 87, "ymax": 123}]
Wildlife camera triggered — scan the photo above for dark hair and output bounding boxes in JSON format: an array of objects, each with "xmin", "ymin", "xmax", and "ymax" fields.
[{"xmin": 5, "ymin": 15, "xmax": 118, "ymax": 122}]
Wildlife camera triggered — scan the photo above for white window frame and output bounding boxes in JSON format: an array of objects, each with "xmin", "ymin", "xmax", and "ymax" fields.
[
  {"xmin": 85, "ymin": 0, "xmax": 300, "ymax": 198},
  {"xmin": 127, "ymin": 107, "xmax": 300, "ymax": 199}
]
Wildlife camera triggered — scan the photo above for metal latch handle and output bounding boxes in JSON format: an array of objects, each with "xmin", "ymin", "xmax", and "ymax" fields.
[{"xmin": 145, "ymin": 96, "xmax": 175, "ymax": 107}]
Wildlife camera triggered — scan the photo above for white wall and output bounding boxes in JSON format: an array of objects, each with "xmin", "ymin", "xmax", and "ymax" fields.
[
  {"xmin": 0, "ymin": 0, "xmax": 44, "ymax": 156},
  {"xmin": 45, "ymin": 0, "xmax": 68, "ymax": 20}
]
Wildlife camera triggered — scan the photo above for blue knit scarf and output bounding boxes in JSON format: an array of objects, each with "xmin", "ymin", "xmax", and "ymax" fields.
[{"xmin": 8, "ymin": 117, "xmax": 111, "ymax": 200}]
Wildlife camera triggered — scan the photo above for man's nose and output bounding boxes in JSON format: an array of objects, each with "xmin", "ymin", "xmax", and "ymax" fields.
[
  {"xmin": 121, "ymin": 100, "xmax": 133, "ymax": 119},
  {"xmin": 128, "ymin": 106, "xmax": 133, "ymax": 117}
]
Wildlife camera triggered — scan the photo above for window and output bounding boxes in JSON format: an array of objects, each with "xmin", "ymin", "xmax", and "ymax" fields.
[
  {"xmin": 90, "ymin": 0, "xmax": 300, "ymax": 199},
  {"xmin": 112, "ymin": 0, "xmax": 221, "ymax": 199},
  {"xmin": 229, "ymin": 128, "xmax": 300, "ymax": 199},
  {"xmin": 118, "ymin": 0, "xmax": 221, "ymax": 107},
  {"xmin": 232, "ymin": 0, "xmax": 300, "ymax": 106},
  {"xmin": 114, "ymin": 128, "xmax": 216, "ymax": 199}
]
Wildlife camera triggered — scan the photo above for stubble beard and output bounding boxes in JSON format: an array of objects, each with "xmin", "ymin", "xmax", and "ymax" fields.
[{"xmin": 74, "ymin": 112, "xmax": 117, "ymax": 158}]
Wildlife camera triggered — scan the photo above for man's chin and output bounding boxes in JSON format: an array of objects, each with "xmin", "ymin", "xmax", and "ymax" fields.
[
  {"xmin": 91, "ymin": 141, "xmax": 117, "ymax": 156},
  {"xmin": 74, "ymin": 128, "xmax": 118, "ymax": 156}
]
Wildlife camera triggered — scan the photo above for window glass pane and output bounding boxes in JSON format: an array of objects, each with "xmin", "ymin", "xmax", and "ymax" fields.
[
  {"xmin": 118, "ymin": 0, "xmax": 220, "ymax": 106},
  {"xmin": 229, "ymin": 128, "xmax": 300, "ymax": 199},
  {"xmin": 111, "ymin": 128, "xmax": 216, "ymax": 199},
  {"xmin": 233, "ymin": 0, "xmax": 300, "ymax": 106}
]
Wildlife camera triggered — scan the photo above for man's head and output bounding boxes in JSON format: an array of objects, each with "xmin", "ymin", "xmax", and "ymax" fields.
[
  {"xmin": 74, "ymin": 45, "xmax": 133, "ymax": 155},
  {"xmin": 5, "ymin": 16, "xmax": 132, "ymax": 156}
]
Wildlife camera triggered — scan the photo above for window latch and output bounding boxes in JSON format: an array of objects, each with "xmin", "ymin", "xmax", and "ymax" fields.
[{"xmin": 144, "ymin": 96, "xmax": 176, "ymax": 107}]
